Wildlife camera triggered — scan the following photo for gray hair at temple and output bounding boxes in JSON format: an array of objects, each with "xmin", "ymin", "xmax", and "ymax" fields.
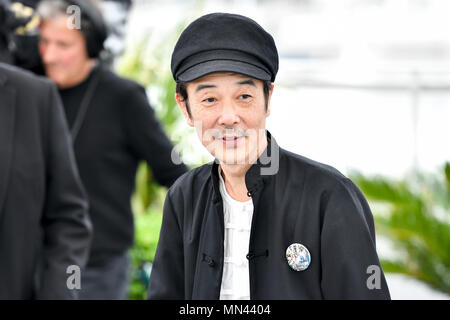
[
  {"xmin": 37, "ymin": 0, "xmax": 71, "ymax": 19},
  {"xmin": 37, "ymin": 0, "xmax": 102, "ymax": 20},
  {"xmin": 37, "ymin": 0, "xmax": 107, "ymax": 58}
]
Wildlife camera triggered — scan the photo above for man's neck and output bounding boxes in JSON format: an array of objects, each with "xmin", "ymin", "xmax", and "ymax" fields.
[
  {"xmin": 219, "ymin": 133, "xmax": 268, "ymax": 202},
  {"xmin": 59, "ymin": 60, "xmax": 96, "ymax": 89},
  {"xmin": 219, "ymin": 163, "xmax": 252, "ymax": 202}
]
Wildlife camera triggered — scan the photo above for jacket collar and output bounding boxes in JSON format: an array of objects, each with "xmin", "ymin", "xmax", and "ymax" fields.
[{"xmin": 211, "ymin": 130, "xmax": 280, "ymax": 201}]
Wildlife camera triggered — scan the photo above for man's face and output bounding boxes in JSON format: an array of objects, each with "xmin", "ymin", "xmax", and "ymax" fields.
[
  {"xmin": 176, "ymin": 73, "xmax": 273, "ymax": 165},
  {"xmin": 39, "ymin": 16, "xmax": 91, "ymax": 88}
]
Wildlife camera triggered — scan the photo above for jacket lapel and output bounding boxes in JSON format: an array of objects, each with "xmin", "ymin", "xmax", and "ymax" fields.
[
  {"xmin": 192, "ymin": 132, "xmax": 279, "ymax": 299},
  {"xmin": 191, "ymin": 165, "xmax": 224, "ymax": 299},
  {"xmin": 0, "ymin": 71, "xmax": 16, "ymax": 221}
]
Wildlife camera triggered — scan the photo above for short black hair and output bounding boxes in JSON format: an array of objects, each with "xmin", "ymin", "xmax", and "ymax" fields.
[{"xmin": 176, "ymin": 79, "xmax": 273, "ymax": 119}]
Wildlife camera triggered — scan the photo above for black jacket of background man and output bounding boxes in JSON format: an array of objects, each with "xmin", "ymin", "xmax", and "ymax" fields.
[
  {"xmin": 58, "ymin": 65, "xmax": 188, "ymax": 266},
  {"xmin": 148, "ymin": 131, "xmax": 391, "ymax": 299},
  {"xmin": 0, "ymin": 63, "xmax": 92, "ymax": 299}
]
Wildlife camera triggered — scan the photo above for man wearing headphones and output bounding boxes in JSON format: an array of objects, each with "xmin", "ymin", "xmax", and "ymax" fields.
[{"xmin": 37, "ymin": 0, "xmax": 188, "ymax": 299}]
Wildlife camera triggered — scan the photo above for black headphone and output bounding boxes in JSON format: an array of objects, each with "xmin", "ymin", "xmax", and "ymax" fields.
[{"xmin": 66, "ymin": 0, "xmax": 108, "ymax": 58}]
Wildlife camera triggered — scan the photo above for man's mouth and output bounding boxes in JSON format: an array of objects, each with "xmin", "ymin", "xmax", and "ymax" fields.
[
  {"xmin": 220, "ymin": 135, "xmax": 244, "ymax": 147},
  {"xmin": 209, "ymin": 129, "xmax": 248, "ymax": 147},
  {"xmin": 222, "ymin": 136, "xmax": 241, "ymax": 141}
]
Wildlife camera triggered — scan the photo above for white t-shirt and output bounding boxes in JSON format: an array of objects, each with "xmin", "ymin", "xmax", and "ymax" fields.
[{"xmin": 218, "ymin": 167, "xmax": 254, "ymax": 300}]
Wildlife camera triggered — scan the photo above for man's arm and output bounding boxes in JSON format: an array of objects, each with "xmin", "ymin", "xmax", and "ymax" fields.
[
  {"xmin": 37, "ymin": 81, "xmax": 92, "ymax": 299},
  {"xmin": 147, "ymin": 190, "xmax": 185, "ymax": 299},
  {"xmin": 122, "ymin": 84, "xmax": 188, "ymax": 187},
  {"xmin": 320, "ymin": 178, "xmax": 391, "ymax": 299}
]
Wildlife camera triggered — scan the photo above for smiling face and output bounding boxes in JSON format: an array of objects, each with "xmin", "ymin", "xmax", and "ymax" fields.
[
  {"xmin": 39, "ymin": 15, "xmax": 94, "ymax": 88},
  {"xmin": 176, "ymin": 72, "xmax": 273, "ymax": 165}
]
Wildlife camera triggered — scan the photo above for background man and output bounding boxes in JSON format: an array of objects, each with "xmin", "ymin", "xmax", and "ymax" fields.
[
  {"xmin": 37, "ymin": 0, "xmax": 188, "ymax": 299},
  {"xmin": 147, "ymin": 13, "xmax": 391, "ymax": 299}
]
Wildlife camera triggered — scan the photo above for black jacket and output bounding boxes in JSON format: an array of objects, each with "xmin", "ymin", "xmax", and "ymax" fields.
[
  {"xmin": 148, "ymin": 132, "xmax": 390, "ymax": 299},
  {"xmin": 0, "ymin": 63, "xmax": 92, "ymax": 299}
]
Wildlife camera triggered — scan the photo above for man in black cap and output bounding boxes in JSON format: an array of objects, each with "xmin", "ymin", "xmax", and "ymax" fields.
[{"xmin": 147, "ymin": 13, "xmax": 391, "ymax": 300}]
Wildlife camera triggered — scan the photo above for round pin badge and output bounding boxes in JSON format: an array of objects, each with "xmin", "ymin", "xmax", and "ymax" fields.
[{"xmin": 286, "ymin": 243, "xmax": 311, "ymax": 271}]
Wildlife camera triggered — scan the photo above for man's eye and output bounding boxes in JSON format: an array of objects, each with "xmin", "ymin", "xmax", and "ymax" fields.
[
  {"xmin": 57, "ymin": 42, "xmax": 71, "ymax": 49},
  {"xmin": 203, "ymin": 97, "xmax": 216, "ymax": 103},
  {"xmin": 239, "ymin": 94, "xmax": 252, "ymax": 100}
]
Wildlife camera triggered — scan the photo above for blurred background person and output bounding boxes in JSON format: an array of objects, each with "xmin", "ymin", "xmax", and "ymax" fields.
[
  {"xmin": 0, "ymin": 0, "xmax": 92, "ymax": 299},
  {"xmin": 36, "ymin": 0, "xmax": 188, "ymax": 299},
  {"xmin": 2, "ymin": 0, "xmax": 132, "ymax": 72}
]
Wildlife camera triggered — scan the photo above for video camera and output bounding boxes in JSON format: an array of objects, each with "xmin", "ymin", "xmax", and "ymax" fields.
[{"xmin": 0, "ymin": 0, "xmax": 43, "ymax": 73}]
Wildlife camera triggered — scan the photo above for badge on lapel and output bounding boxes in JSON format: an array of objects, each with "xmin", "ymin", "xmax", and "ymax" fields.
[{"xmin": 286, "ymin": 243, "xmax": 311, "ymax": 271}]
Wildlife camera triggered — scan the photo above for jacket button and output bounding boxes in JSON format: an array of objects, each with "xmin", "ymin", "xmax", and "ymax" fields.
[
  {"xmin": 247, "ymin": 191, "xmax": 252, "ymax": 197},
  {"xmin": 203, "ymin": 254, "xmax": 215, "ymax": 267}
]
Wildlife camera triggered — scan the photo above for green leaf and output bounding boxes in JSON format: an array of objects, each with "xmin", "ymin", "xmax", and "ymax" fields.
[{"xmin": 351, "ymin": 166, "xmax": 450, "ymax": 295}]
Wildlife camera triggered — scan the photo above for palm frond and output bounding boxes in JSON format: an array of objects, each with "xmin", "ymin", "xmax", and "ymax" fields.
[{"xmin": 351, "ymin": 163, "xmax": 450, "ymax": 294}]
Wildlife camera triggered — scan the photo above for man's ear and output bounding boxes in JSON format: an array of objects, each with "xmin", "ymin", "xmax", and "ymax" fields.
[
  {"xmin": 266, "ymin": 83, "xmax": 274, "ymax": 117},
  {"xmin": 175, "ymin": 93, "xmax": 194, "ymax": 127}
]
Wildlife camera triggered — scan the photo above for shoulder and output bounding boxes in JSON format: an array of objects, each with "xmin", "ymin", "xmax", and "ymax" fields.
[
  {"xmin": 0, "ymin": 63, "xmax": 55, "ymax": 93},
  {"xmin": 96, "ymin": 67, "xmax": 151, "ymax": 116},
  {"xmin": 97, "ymin": 66, "xmax": 145, "ymax": 94},
  {"xmin": 166, "ymin": 163, "xmax": 212, "ymax": 201},
  {"xmin": 283, "ymin": 149, "xmax": 369, "ymax": 215},
  {"xmin": 278, "ymin": 147, "xmax": 366, "ymax": 206},
  {"xmin": 280, "ymin": 148, "xmax": 349, "ymax": 187},
  {"xmin": 0, "ymin": 63, "xmax": 60, "ymax": 119},
  {"xmin": 279, "ymin": 149, "xmax": 371, "ymax": 229}
]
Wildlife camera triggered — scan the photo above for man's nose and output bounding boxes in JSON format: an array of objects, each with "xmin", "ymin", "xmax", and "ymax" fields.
[
  {"xmin": 40, "ymin": 43, "xmax": 59, "ymax": 64},
  {"xmin": 218, "ymin": 101, "xmax": 240, "ymax": 127}
]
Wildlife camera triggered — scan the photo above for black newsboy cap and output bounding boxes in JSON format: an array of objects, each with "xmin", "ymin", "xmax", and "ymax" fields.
[{"xmin": 171, "ymin": 13, "xmax": 279, "ymax": 83}]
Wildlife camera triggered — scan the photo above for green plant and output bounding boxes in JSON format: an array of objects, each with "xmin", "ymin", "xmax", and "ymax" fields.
[
  {"xmin": 350, "ymin": 163, "xmax": 450, "ymax": 294},
  {"xmin": 128, "ymin": 206, "xmax": 163, "ymax": 300},
  {"xmin": 118, "ymin": 27, "xmax": 184, "ymax": 211}
]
